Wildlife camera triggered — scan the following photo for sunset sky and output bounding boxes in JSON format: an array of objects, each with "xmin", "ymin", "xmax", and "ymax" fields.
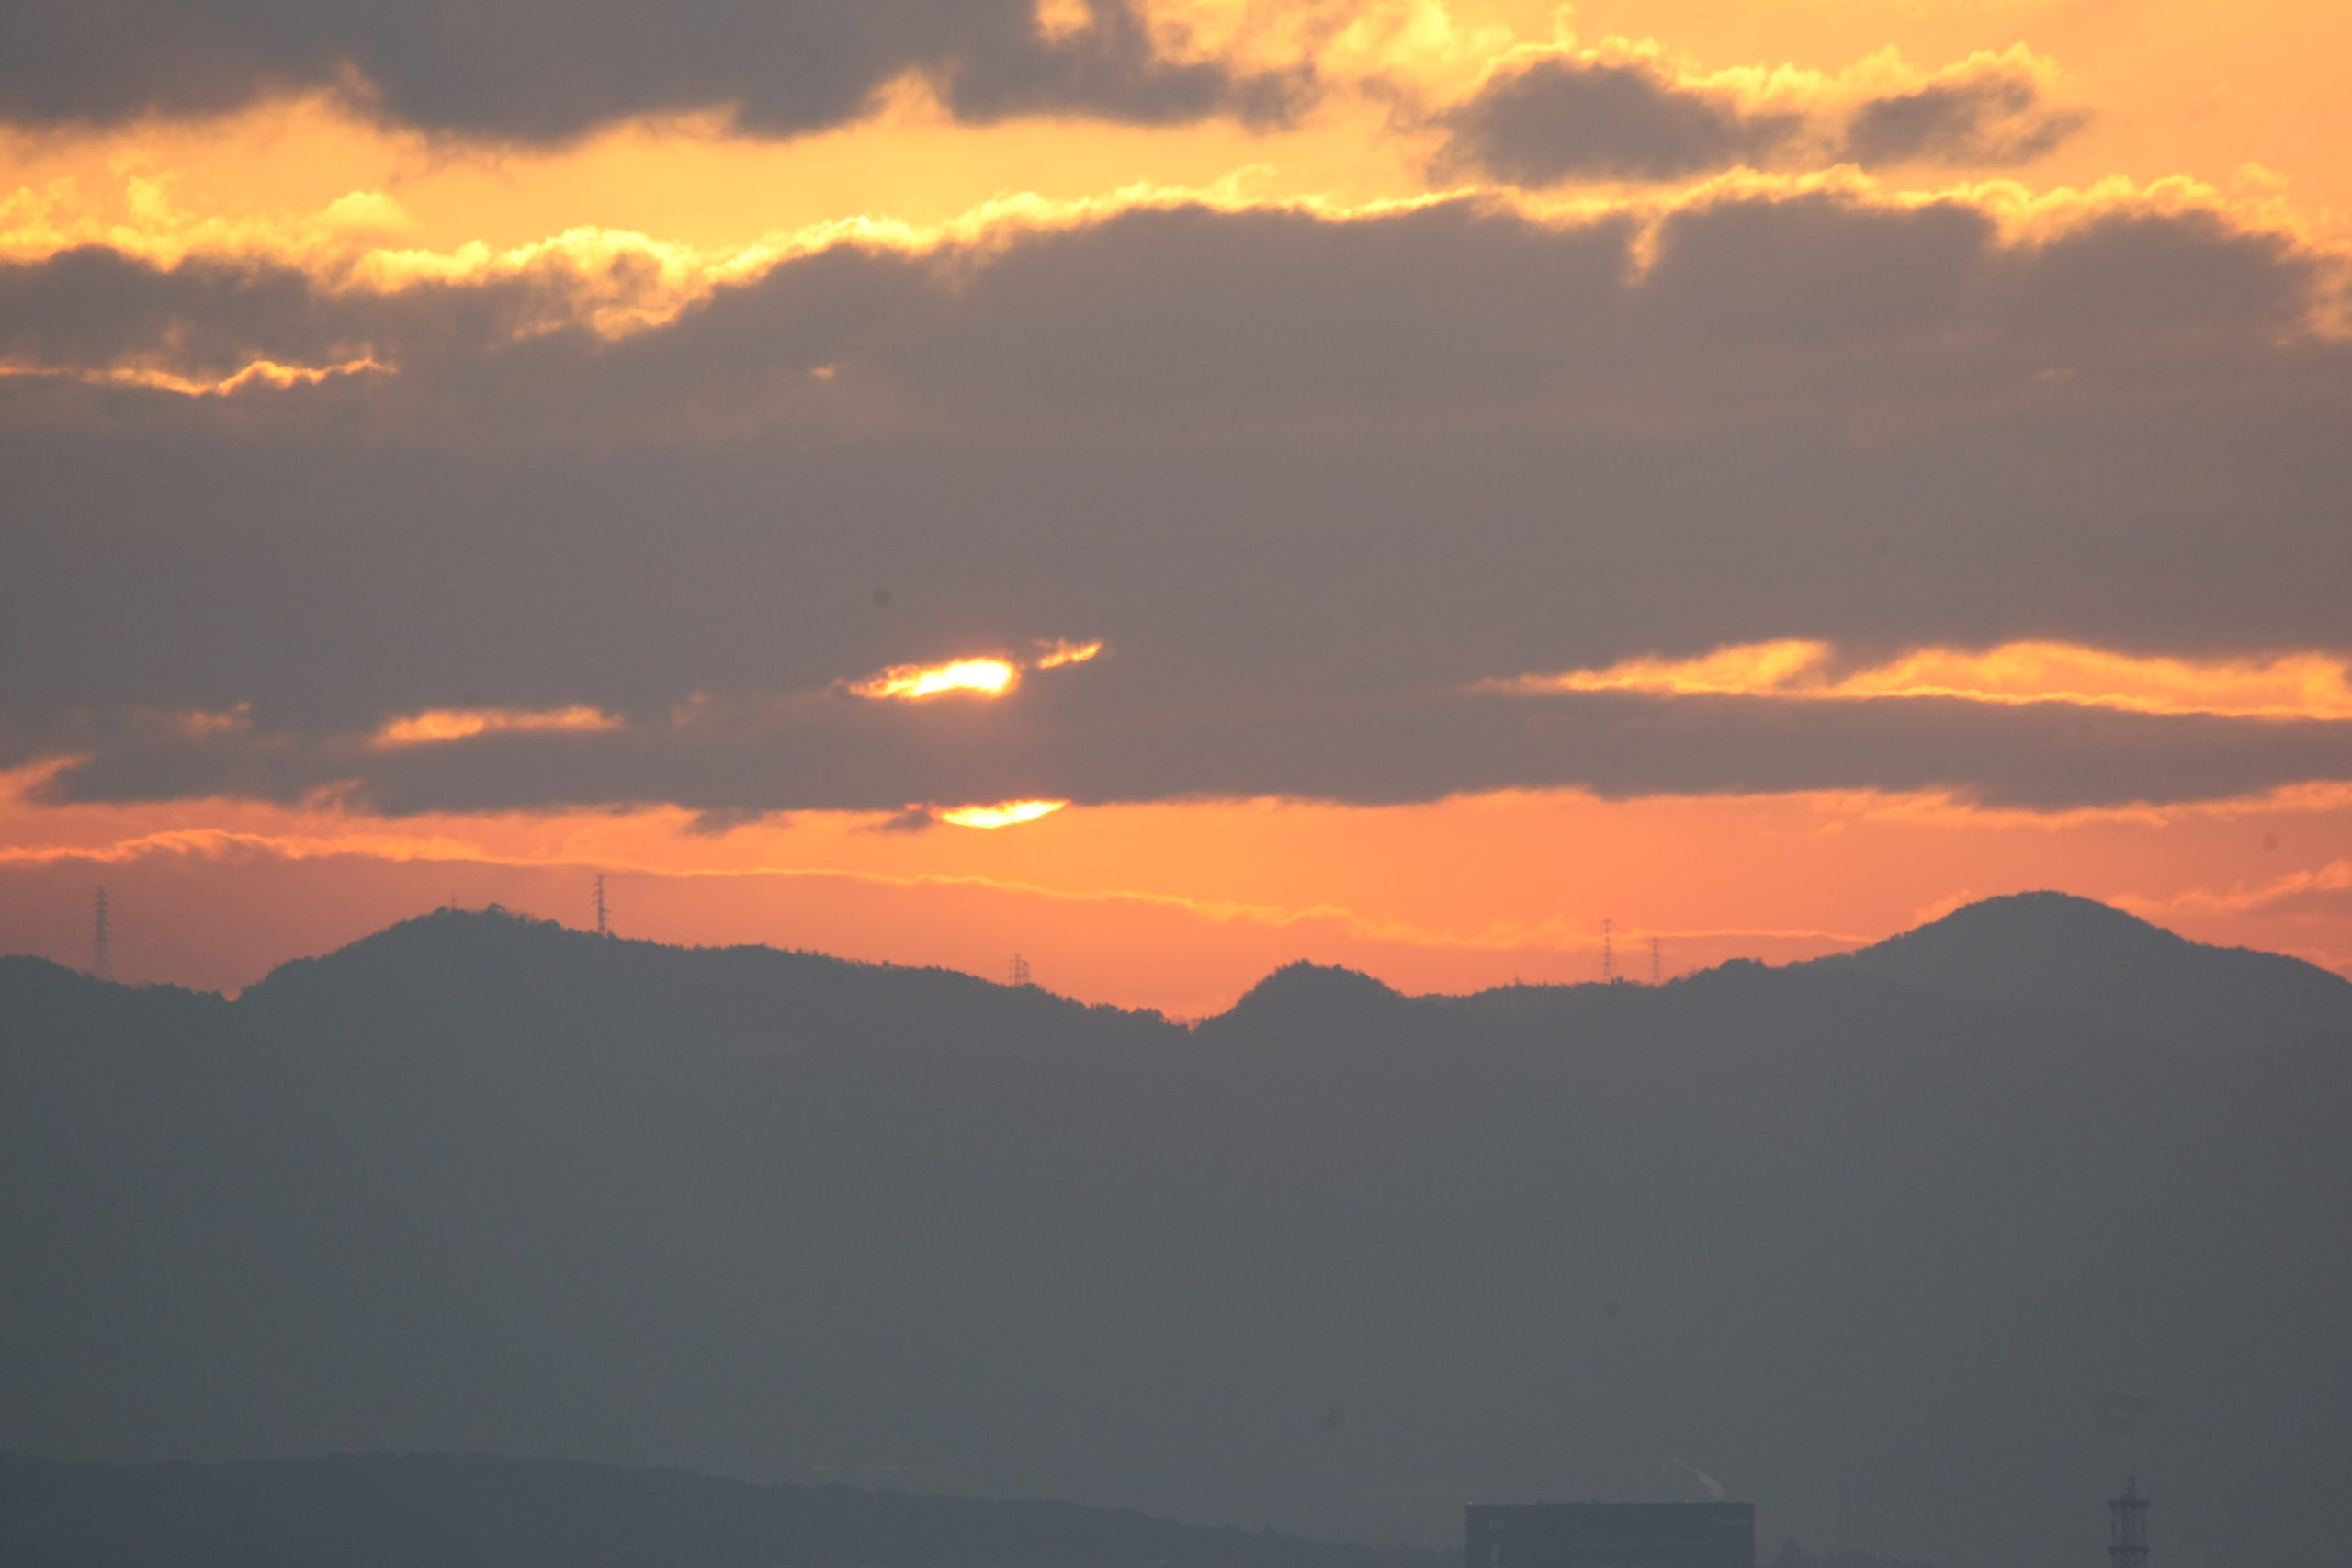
[{"xmin": 4, "ymin": 0, "xmax": 2348, "ymax": 1014}]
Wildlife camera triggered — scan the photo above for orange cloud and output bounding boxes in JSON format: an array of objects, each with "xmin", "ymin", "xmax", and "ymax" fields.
[
  {"xmin": 1035, "ymin": 0, "xmax": 1095, "ymax": 44},
  {"xmin": 2118, "ymin": 856, "xmax": 2352, "ymax": 921},
  {"xmin": 1510, "ymin": 637, "xmax": 1830, "ymax": 697},
  {"xmin": 1501, "ymin": 639, "xmax": 2352, "ymax": 721},
  {"xmin": 0, "ymin": 355, "xmax": 388, "ymax": 397},
  {"xmin": 371, "ymin": 705, "xmax": 624, "ymax": 748},
  {"xmin": 1032, "ymin": 638, "xmax": 1106, "ymax": 669}
]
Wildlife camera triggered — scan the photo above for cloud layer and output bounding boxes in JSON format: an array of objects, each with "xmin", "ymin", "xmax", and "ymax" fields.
[
  {"xmin": 29, "ymin": 678, "xmax": 2352, "ymax": 818},
  {"xmin": 2, "ymin": 174, "xmax": 2347, "ymax": 818},
  {"xmin": 0, "ymin": 1, "xmax": 1314, "ymax": 141}
]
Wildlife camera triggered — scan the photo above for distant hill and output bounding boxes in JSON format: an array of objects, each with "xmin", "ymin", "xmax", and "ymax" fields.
[
  {"xmin": 1, "ymin": 897, "xmax": 2346, "ymax": 1568},
  {"xmin": 1811, "ymin": 890, "xmax": 2352, "ymax": 1051},
  {"xmin": 0, "ymin": 1451, "xmax": 1446, "ymax": 1568}
]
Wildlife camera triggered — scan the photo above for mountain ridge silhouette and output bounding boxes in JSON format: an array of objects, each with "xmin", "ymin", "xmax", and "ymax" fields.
[
  {"xmin": 0, "ymin": 1450, "xmax": 1448, "ymax": 1568},
  {"xmin": 2, "ymin": 893, "xmax": 2346, "ymax": 1568},
  {"xmin": 9, "ymin": 891, "xmax": 2344, "ymax": 1048}
]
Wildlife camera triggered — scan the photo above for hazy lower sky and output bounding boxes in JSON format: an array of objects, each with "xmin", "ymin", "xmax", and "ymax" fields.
[{"xmin": 4, "ymin": 1, "xmax": 2348, "ymax": 1012}]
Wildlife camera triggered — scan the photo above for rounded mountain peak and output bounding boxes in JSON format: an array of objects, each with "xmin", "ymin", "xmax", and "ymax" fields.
[
  {"xmin": 1220, "ymin": 961, "xmax": 1403, "ymax": 1030},
  {"xmin": 1828, "ymin": 890, "xmax": 2350, "ymax": 1051}
]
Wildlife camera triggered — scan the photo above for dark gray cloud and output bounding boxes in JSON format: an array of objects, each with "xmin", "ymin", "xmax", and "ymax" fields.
[
  {"xmin": 1432, "ymin": 58, "xmax": 1800, "ymax": 184},
  {"xmin": 28, "ymin": 681, "xmax": 2352, "ymax": 816},
  {"xmin": 0, "ymin": 245, "xmax": 567, "ymax": 381},
  {"xmin": 2, "ymin": 189, "xmax": 2347, "ymax": 814},
  {"xmin": 0, "ymin": 0, "xmax": 1311, "ymax": 141},
  {"xmin": 1842, "ymin": 73, "xmax": 2089, "ymax": 167},
  {"xmin": 1434, "ymin": 52, "xmax": 2087, "ymax": 186},
  {"xmin": 1991, "ymin": 207, "xmax": 2321, "ymax": 334}
]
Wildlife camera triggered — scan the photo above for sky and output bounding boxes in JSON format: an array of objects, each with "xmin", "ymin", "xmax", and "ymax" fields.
[{"xmin": 3, "ymin": 0, "xmax": 2348, "ymax": 1015}]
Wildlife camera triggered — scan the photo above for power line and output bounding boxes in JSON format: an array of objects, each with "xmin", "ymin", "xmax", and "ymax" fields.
[
  {"xmin": 1009, "ymin": 953, "xmax": 1031, "ymax": 987},
  {"xmin": 593, "ymin": 874, "xmax": 610, "ymax": 937},
  {"xmin": 1600, "ymin": 919, "xmax": 1614, "ymax": 984},
  {"xmin": 1650, "ymin": 935, "xmax": 1661, "ymax": 987}
]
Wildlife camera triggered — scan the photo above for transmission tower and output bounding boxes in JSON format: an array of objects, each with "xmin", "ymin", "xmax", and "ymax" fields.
[
  {"xmin": 1009, "ymin": 953, "xmax": 1032, "ymax": 987},
  {"xmin": 593, "ymin": 874, "xmax": 610, "ymax": 937},
  {"xmin": 1600, "ymin": 919, "xmax": 1615, "ymax": 984},
  {"xmin": 2109, "ymin": 1478, "xmax": 2148, "ymax": 1568},
  {"xmin": 1650, "ymin": 934, "xmax": 1661, "ymax": 986},
  {"xmin": 92, "ymin": 886, "xmax": 113, "ymax": 982}
]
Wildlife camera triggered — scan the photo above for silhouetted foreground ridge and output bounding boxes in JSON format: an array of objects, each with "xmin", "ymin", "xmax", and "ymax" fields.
[
  {"xmin": 2, "ymin": 894, "xmax": 2346, "ymax": 1568},
  {"xmin": 0, "ymin": 1452, "xmax": 1447, "ymax": 1568}
]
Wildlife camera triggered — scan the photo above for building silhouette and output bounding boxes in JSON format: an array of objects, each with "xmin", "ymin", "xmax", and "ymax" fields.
[{"xmin": 1468, "ymin": 1503, "xmax": 1754, "ymax": 1568}]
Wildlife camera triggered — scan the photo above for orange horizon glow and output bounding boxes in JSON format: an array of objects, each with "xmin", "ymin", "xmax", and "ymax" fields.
[
  {"xmin": 1505, "ymin": 639, "xmax": 2352, "ymax": 721},
  {"xmin": 4, "ymin": 757, "xmax": 2347, "ymax": 1015}
]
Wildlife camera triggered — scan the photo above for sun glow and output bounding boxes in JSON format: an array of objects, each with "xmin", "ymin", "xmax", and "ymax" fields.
[
  {"xmin": 934, "ymin": 799, "xmax": 1070, "ymax": 829},
  {"xmin": 372, "ymin": 705, "xmax": 625, "ymax": 748},
  {"xmin": 849, "ymin": 639, "xmax": 1104, "ymax": 701},
  {"xmin": 7, "ymin": 760, "xmax": 2351, "ymax": 1010},
  {"xmin": 1502, "ymin": 640, "xmax": 2352, "ymax": 721},
  {"xmin": 850, "ymin": 658, "xmax": 1022, "ymax": 701}
]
